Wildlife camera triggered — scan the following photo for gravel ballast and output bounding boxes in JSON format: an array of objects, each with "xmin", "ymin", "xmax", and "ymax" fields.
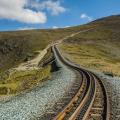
[
  {"xmin": 0, "ymin": 50, "xmax": 76, "ymax": 120},
  {"xmin": 96, "ymin": 72, "xmax": 120, "ymax": 120},
  {"xmin": 75, "ymin": 65, "xmax": 120, "ymax": 120}
]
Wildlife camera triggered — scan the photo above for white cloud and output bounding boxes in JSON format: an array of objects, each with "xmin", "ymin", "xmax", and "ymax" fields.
[
  {"xmin": 52, "ymin": 25, "xmax": 70, "ymax": 29},
  {"xmin": 52, "ymin": 26, "xmax": 58, "ymax": 29},
  {"xmin": 30, "ymin": 0, "xmax": 66, "ymax": 15},
  {"xmin": 0, "ymin": 0, "xmax": 47, "ymax": 24},
  {"xmin": 17, "ymin": 27, "xmax": 36, "ymax": 30},
  {"xmin": 0, "ymin": 0, "xmax": 66, "ymax": 24},
  {"xmin": 64, "ymin": 26, "xmax": 70, "ymax": 28},
  {"xmin": 80, "ymin": 13, "xmax": 93, "ymax": 21}
]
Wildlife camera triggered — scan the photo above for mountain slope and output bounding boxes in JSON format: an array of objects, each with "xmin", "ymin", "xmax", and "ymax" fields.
[
  {"xmin": 60, "ymin": 15, "xmax": 120, "ymax": 76},
  {"xmin": 0, "ymin": 28, "xmax": 84, "ymax": 72},
  {"xmin": 0, "ymin": 15, "xmax": 120, "ymax": 76}
]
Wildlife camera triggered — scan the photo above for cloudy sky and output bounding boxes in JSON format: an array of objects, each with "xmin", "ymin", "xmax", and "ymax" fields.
[{"xmin": 0, "ymin": 0, "xmax": 120, "ymax": 31}]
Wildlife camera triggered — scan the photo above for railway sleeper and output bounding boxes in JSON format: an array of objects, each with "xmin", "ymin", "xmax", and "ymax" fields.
[
  {"xmin": 90, "ymin": 109, "xmax": 103, "ymax": 114},
  {"xmin": 95, "ymin": 93, "xmax": 103, "ymax": 98},
  {"xmin": 93, "ymin": 101, "xmax": 104, "ymax": 106},
  {"xmin": 93, "ymin": 99, "xmax": 104, "ymax": 104},
  {"xmin": 87, "ymin": 114, "xmax": 103, "ymax": 120},
  {"xmin": 96, "ymin": 88, "xmax": 102, "ymax": 92},
  {"xmin": 94, "ymin": 97, "xmax": 103, "ymax": 101},
  {"xmin": 92, "ymin": 104, "xmax": 104, "ymax": 108},
  {"xmin": 91, "ymin": 107, "xmax": 103, "ymax": 110}
]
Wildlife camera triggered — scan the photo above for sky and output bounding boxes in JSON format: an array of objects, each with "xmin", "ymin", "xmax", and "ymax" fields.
[{"xmin": 0, "ymin": 0, "xmax": 120, "ymax": 31}]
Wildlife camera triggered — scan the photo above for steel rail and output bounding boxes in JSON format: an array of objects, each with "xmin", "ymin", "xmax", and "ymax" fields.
[
  {"xmin": 52, "ymin": 45, "xmax": 110, "ymax": 120},
  {"xmin": 52, "ymin": 46, "xmax": 95, "ymax": 120}
]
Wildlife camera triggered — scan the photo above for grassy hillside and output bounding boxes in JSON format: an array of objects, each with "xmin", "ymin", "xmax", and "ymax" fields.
[
  {"xmin": 0, "ymin": 15, "xmax": 120, "ymax": 95},
  {"xmin": 0, "ymin": 28, "xmax": 86, "ymax": 72},
  {"xmin": 60, "ymin": 15, "xmax": 120, "ymax": 76},
  {"xmin": 0, "ymin": 15, "xmax": 120, "ymax": 76},
  {"xmin": 0, "ymin": 23, "xmax": 90, "ymax": 95}
]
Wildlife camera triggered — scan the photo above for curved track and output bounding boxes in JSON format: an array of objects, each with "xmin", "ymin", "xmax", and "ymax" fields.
[{"xmin": 52, "ymin": 45, "xmax": 110, "ymax": 120}]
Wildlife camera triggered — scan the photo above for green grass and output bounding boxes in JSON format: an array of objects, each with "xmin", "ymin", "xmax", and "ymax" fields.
[
  {"xmin": 60, "ymin": 15, "xmax": 120, "ymax": 76},
  {"xmin": 0, "ymin": 15, "xmax": 120, "ymax": 95},
  {"xmin": 0, "ymin": 47, "xmax": 54, "ymax": 95},
  {"xmin": 0, "ymin": 65, "xmax": 51, "ymax": 95},
  {"xmin": 60, "ymin": 42, "xmax": 120, "ymax": 76},
  {"xmin": 0, "ymin": 28, "xmax": 84, "ymax": 72}
]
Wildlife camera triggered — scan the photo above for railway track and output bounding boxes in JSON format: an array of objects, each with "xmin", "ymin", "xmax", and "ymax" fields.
[{"xmin": 39, "ymin": 45, "xmax": 110, "ymax": 120}]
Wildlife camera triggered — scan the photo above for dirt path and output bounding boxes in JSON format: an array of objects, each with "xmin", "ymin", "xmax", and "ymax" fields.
[
  {"xmin": 15, "ymin": 48, "xmax": 47, "ymax": 71},
  {"xmin": 10, "ymin": 30, "xmax": 91, "ymax": 72}
]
